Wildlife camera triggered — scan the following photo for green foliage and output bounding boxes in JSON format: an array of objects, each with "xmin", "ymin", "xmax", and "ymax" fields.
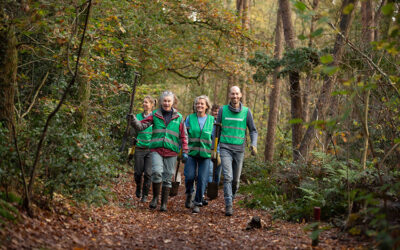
[
  {"xmin": 0, "ymin": 192, "xmax": 20, "ymax": 226},
  {"xmin": 249, "ymin": 47, "xmax": 320, "ymax": 82}
]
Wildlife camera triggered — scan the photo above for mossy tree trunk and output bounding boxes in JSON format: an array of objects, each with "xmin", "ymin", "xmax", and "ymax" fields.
[{"xmin": 0, "ymin": 23, "xmax": 18, "ymax": 136}]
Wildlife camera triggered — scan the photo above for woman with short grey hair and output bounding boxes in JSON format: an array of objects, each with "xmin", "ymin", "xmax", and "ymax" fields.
[{"xmin": 131, "ymin": 90, "xmax": 188, "ymax": 212}]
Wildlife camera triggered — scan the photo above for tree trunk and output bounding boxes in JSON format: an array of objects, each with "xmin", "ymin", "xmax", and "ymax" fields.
[
  {"xmin": 302, "ymin": 0, "xmax": 319, "ymax": 124},
  {"xmin": 374, "ymin": 0, "xmax": 387, "ymax": 41},
  {"xmin": 75, "ymin": 74, "xmax": 91, "ymax": 133},
  {"xmin": 298, "ymin": 0, "xmax": 358, "ymax": 161},
  {"xmin": 238, "ymin": 0, "xmax": 250, "ymax": 105},
  {"xmin": 361, "ymin": 0, "xmax": 374, "ymax": 45},
  {"xmin": 264, "ymin": 7, "xmax": 284, "ymax": 162},
  {"xmin": 360, "ymin": 0, "xmax": 374, "ymax": 169},
  {"xmin": 279, "ymin": 0, "xmax": 303, "ymax": 160},
  {"xmin": 0, "ymin": 24, "xmax": 17, "ymax": 135}
]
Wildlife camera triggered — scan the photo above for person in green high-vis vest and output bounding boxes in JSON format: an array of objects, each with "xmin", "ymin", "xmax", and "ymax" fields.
[
  {"xmin": 130, "ymin": 91, "xmax": 188, "ymax": 212},
  {"xmin": 184, "ymin": 95, "xmax": 214, "ymax": 214},
  {"xmin": 216, "ymin": 86, "xmax": 258, "ymax": 216},
  {"xmin": 131, "ymin": 96, "xmax": 156, "ymax": 203}
]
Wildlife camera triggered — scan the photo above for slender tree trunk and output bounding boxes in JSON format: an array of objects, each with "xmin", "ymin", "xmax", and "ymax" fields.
[
  {"xmin": 361, "ymin": 0, "xmax": 374, "ymax": 45},
  {"xmin": 0, "ymin": 24, "xmax": 17, "ymax": 135},
  {"xmin": 302, "ymin": 0, "xmax": 319, "ymax": 124},
  {"xmin": 238, "ymin": 0, "xmax": 250, "ymax": 105},
  {"xmin": 265, "ymin": 7, "xmax": 284, "ymax": 162},
  {"xmin": 298, "ymin": 0, "xmax": 358, "ymax": 161},
  {"xmin": 360, "ymin": 1, "xmax": 374, "ymax": 168},
  {"xmin": 279, "ymin": 0, "xmax": 303, "ymax": 160},
  {"xmin": 213, "ymin": 79, "xmax": 218, "ymax": 103},
  {"xmin": 226, "ymin": 74, "xmax": 235, "ymax": 103},
  {"xmin": 75, "ymin": 74, "xmax": 91, "ymax": 133},
  {"xmin": 374, "ymin": 0, "xmax": 386, "ymax": 41}
]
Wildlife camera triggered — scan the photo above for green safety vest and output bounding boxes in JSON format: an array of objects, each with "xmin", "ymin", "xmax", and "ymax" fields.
[
  {"xmin": 149, "ymin": 111, "xmax": 182, "ymax": 153},
  {"xmin": 187, "ymin": 113, "xmax": 214, "ymax": 158},
  {"xmin": 135, "ymin": 113, "xmax": 153, "ymax": 148},
  {"xmin": 220, "ymin": 105, "xmax": 248, "ymax": 145}
]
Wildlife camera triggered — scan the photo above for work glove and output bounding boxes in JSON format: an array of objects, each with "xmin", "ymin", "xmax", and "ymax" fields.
[
  {"xmin": 182, "ymin": 153, "xmax": 188, "ymax": 163},
  {"xmin": 211, "ymin": 152, "xmax": 221, "ymax": 166},
  {"xmin": 250, "ymin": 146, "xmax": 257, "ymax": 156},
  {"xmin": 126, "ymin": 113, "xmax": 134, "ymax": 120},
  {"xmin": 216, "ymin": 153, "xmax": 221, "ymax": 166}
]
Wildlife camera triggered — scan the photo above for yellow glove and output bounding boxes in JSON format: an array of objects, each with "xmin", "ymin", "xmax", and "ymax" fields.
[
  {"xmin": 128, "ymin": 146, "xmax": 136, "ymax": 156},
  {"xmin": 250, "ymin": 146, "xmax": 257, "ymax": 156}
]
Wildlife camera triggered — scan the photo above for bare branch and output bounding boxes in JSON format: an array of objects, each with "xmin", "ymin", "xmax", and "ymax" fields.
[{"xmin": 21, "ymin": 71, "xmax": 49, "ymax": 119}]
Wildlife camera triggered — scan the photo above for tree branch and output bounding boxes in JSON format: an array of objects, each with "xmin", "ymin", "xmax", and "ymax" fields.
[
  {"xmin": 328, "ymin": 22, "xmax": 400, "ymax": 97},
  {"xmin": 25, "ymin": 0, "xmax": 92, "ymax": 213},
  {"xmin": 21, "ymin": 71, "xmax": 49, "ymax": 119}
]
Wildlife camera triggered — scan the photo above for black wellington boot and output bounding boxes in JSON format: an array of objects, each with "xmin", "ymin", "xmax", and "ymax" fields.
[
  {"xmin": 149, "ymin": 182, "xmax": 161, "ymax": 209},
  {"xmin": 141, "ymin": 175, "xmax": 151, "ymax": 202},
  {"xmin": 135, "ymin": 175, "xmax": 142, "ymax": 199},
  {"xmin": 160, "ymin": 186, "xmax": 170, "ymax": 212}
]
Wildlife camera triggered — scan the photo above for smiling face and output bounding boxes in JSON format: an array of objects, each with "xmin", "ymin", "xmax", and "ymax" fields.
[
  {"xmin": 143, "ymin": 98, "xmax": 153, "ymax": 113},
  {"xmin": 229, "ymin": 86, "xmax": 242, "ymax": 107},
  {"xmin": 162, "ymin": 95, "xmax": 174, "ymax": 111},
  {"xmin": 195, "ymin": 98, "xmax": 207, "ymax": 116}
]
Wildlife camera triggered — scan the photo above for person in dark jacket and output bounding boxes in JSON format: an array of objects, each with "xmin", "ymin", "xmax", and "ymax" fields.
[
  {"xmin": 131, "ymin": 91, "xmax": 188, "ymax": 212},
  {"xmin": 216, "ymin": 86, "xmax": 258, "ymax": 216}
]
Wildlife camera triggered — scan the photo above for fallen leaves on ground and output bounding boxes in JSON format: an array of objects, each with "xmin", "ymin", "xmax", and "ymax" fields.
[{"xmin": 0, "ymin": 173, "xmax": 372, "ymax": 249}]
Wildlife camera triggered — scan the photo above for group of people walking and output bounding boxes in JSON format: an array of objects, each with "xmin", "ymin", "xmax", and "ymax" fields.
[{"xmin": 129, "ymin": 86, "xmax": 257, "ymax": 216}]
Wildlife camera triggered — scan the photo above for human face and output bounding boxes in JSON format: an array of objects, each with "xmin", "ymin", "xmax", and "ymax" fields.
[
  {"xmin": 143, "ymin": 98, "xmax": 153, "ymax": 113},
  {"xmin": 229, "ymin": 87, "xmax": 242, "ymax": 107},
  {"xmin": 211, "ymin": 108, "xmax": 218, "ymax": 118},
  {"xmin": 162, "ymin": 95, "xmax": 174, "ymax": 111},
  {"xmin": 196, "ymin": 98, "xmax": 207, "ymax": 116}
]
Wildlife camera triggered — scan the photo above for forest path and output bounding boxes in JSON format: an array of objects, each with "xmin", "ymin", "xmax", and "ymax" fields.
[{"xmin": 2, "ymin": 172, "xmax": 369, "ymax": 249}]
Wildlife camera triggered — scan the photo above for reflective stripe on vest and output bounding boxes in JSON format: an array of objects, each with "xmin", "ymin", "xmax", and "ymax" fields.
[
  {"xmin": 149, "ymin": 111, "xmax": 182, "ymax": 153},
  {"xmin": 187, "ymin": 113, "xmax": 214, "ymax": 158},
  {"xmin": 136, "ymin": 113, "xmax": 153, "ymax": 148},
  {"xmin": 220, "ymin": 105, "xmax": 248, "ymax": 145}
]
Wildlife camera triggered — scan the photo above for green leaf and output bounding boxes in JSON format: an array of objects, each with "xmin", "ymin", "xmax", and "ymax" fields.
[
  {"xmin": 322, "ymin": 66, "xmax": 339, "ymax": 76},
  {"xmin": 320, "ymin": 54, "xmax": 333, "ymax": 64},
  {"xmin": 342, "ymin": 4, "xmax": 354, "ymax": 14},
  {"xmin": 332, "ymin": 90, "xmax": 349, "ymax": 96},
  {"xmin": 311, "ymin": 28, "xmax": 323, "ymax": 38},
  {"xmin": 294, "ymin": 1, "xmax": 307, "ymax": 12},
  {"xmin": 289, "ymin": 118, "xmax": 303, "ymax": 124},
  {"xmin": 381, "ymin": 3, "xmax": 394, "ymax": 16},
  {"xmin": 394, "ymin": 138, "xmax": 400, "ymax": 144},
  {"xmin": 298, "ymin": 34, "xmax": 307, "ymax": 40}
]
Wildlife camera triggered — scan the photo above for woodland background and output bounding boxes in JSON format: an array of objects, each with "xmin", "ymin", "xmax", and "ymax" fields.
[{"xmin": 0, "ymin": 0, "xmax": 399, "ymax": 248}]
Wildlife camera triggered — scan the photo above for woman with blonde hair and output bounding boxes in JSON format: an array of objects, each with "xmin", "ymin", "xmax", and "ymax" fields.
[
  {"xmin": 184, "ymin": 95, "xmax": 214, "ymax": 213},
  {"xmin": 131, "ymin": 96, "xmax": 156, "ymax": 202}
]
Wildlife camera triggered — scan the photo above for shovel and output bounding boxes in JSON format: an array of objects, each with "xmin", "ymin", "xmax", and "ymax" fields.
[
  {"xmin": 207, "ymin": 123, "xmax": 221, "ymax": 200},
  {"xmin": 170, "ymin": 150, "xmax": 182, "ymax": 197}
]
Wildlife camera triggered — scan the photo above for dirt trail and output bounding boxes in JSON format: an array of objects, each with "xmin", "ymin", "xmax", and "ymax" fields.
[{"xmin": 1, "ymin": 173, "xmax": 370, "ymax": 249}]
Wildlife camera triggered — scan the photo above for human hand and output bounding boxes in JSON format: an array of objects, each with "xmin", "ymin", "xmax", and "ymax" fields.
[
  {"xmin": 216, "ymin": 153, "xmax": 221, "ymax": 166},
  {"xmin": 182, "ymin": 153, "xmax": 188, "ymax": 163},
  {"xmin": 250, "ymin": 146, "xmax": 257, "ymax": 156},
  {"xmin": 126, "ymin": 113, "xmax": 134, "ymax": 120}
]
